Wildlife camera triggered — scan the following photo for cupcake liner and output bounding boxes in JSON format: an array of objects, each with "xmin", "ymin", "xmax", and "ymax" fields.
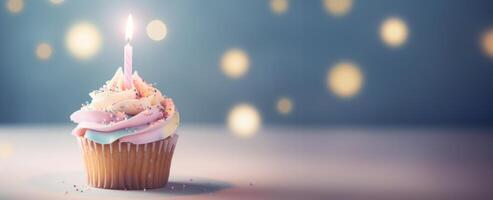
[{"xmin": 77, "ymin": 135, "xmax": 178, "ymax": 190}]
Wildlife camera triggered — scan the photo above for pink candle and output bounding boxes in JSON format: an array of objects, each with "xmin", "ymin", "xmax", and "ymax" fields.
[
  {"xmin": 124, "ymin": 43, "xmax": 133, "ymax": 89},
  {"xmin": 123, "ymin": 15, "xmax": 134, "ymax": 90}
]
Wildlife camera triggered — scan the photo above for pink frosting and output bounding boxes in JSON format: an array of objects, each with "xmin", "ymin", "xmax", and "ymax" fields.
[
  {"xmin": 70, "ymin": 110, "xmax": 127, "ymax": 124},
  {"xmin": 119, "ymin": 118, "xmax": 175, "ymax": 144},
  {"xmin": 71, "ymin": 108, "xmax": 163, "ymax": 136},
  {"xmin": 70, "ymin": 107, "xmax": 178, "ymax": 144}
]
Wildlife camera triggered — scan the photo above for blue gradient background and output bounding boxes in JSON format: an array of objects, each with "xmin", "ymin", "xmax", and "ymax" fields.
[{"xmin": 0, "ymin": 0, "xmax": 492, "ymax": 126}]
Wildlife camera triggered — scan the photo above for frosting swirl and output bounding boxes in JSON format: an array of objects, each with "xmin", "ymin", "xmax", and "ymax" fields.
[{"xmin": 70, "ymin": 67, "xmax": 179, "ymax": 144}]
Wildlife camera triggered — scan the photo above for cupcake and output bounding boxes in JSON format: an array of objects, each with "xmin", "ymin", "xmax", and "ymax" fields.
[{"xmin": 70, "ymin": 67, "xmax": 180, "ymax": 190}]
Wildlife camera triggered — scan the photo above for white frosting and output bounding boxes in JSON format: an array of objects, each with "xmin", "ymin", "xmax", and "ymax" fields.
[{"xmin": 84, "ymin": 67, "xmax": 166, "ymax": 115}]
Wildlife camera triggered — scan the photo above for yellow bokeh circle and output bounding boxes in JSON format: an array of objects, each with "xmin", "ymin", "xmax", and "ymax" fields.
[
  {"xmin": 36, "ymin": 43, "xmax": 53, "ymax": 60},
  {"xmin": 227, "ymin": 103, "xmax": 261, "ymax": 138},
  {"xmin": 65, "ymin": 22, "xmax": 102, "ymax": 60},
  {"xmin": 481, "ymin": 28, "xmax": 493, "ymax": 58},
  {"xmin": 6, "ymin": 0, "xmax": 23, "ymax": 14},
  {"xmin": 277, "ymin": 97, "xmax": 293, "ymax": 115},
  {"xmin": 380, "ymin": 17, "xmax": 409, "ymax": 48},
  {"xmin": 146, "ymin": 19, "xmax": 167, "ymax": 41},
  {"xmin": 270, "ymin": 0, "xmax": 288, "ymax": 15},
  {"xmin": 49, "ymin": 0, "xmax": 64, "ymax": 5},
  {"xmin": 327, "ymin": 62, "xmax": 364, "ymax": 98},
  {"xmin": 0, "ymin": 142, "xmax": 13, "ymax": 159},
  {"xmin": 323, "ymin": 0, "xmax": 353, "ymax": 17},
  {"xmin": 220, "ymin": 48, "xmax": 250, "ymax": 79}
]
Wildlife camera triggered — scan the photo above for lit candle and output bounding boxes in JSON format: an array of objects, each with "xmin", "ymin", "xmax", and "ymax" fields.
[{"xmin": 123, "ymin": 14, "xmax": 134, "ymax": 90}]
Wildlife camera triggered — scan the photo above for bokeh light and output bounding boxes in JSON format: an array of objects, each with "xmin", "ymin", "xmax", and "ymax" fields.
[
  {"xmin": 65, "ymin": 22, "xmax": 102, "ymax": 60},
  {"xmin": 6, "ymin": 0, "xmax": 23, "ymax": 14},
  {"xmin": 0, "ymin": 142, "xmax": 13, "ymax": 160},
  {"xmin": 270, "ymin": 0, "xmax": 288, "ymax": 15},
  {"xmin": 35, "ymin": 43, "xmax": 52, "ymax": 60},
  {"xmin": 220, "ymin": 48, "xmax": 250, "ymax": 79},
  {"xmin": 146, "ymin": 19, "xmax": 167, "ymax": 41},
  {"xmin": 227, "ymin": 103, "xmax": 261, "ymax": 138},
  {"xmin": 277, "ymin": 97, "xmax": 293, "ymax": 115},
  {"xmin": 380, "ymin": 17, "xmax": 408, "ymax": 48},
  {"xmin": 481, "ymin": 28, "xmax": 493, "ymax": 58},
  {"xmin": 323, "ymin": 0, "xmax": 352, "ymax": 17},
  {"xmin": 49, "ymin": 0, "xmax": 64, "ymax": 5},
  {"xmin": 327, "ymin": 62, "xmax": 363, "ymax": 98}
]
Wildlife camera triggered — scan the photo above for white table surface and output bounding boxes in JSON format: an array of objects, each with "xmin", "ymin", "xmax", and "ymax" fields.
[{"xmin": 0, "ymin": 125, "xmax": 492, "ymax": 200}]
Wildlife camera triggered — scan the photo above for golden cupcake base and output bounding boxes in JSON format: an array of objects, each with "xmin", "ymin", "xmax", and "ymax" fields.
[{"xmin": 77, "ymin": 135, "xmax": 178, "ymax": 190}]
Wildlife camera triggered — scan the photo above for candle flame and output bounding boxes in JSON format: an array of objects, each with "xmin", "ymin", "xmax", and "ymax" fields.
[{"xmin": 125, "ymin": 14, "xmax": 133, "ymax": 42}]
